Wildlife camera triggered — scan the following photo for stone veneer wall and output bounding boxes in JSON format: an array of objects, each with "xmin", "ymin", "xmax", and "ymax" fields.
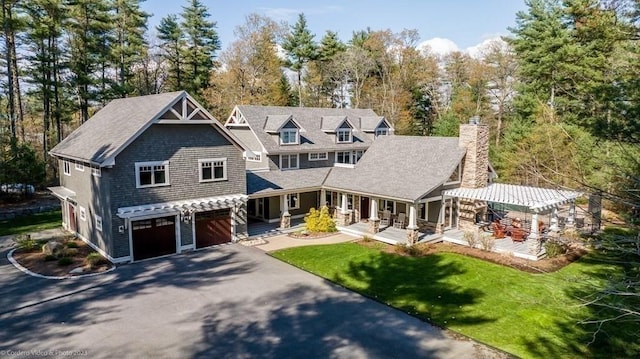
[{"xmin": 458, "ymin": 124, "xmax": 489, "ymax": 189}]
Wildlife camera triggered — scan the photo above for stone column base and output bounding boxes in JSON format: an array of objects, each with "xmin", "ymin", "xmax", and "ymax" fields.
[
  {"xmin": 280, "ymin": 214, "xmax": 291, "ymax": 229},
  {"xmin": 407, "ymin": 228, "xmax": 419, "ymax": 246},
  {"xmin": 435, "ymin": 223, "xmax": 444, "ymax": 235},
  {"xmin": 527, "ymin": 238, "xmax": 541, "ymax": 254},
  {"xmin": 369, "ymin": 219, "xmax": 380, "ymax": 234},
  {"xmin": 341, "ymin": 211, "xmax": 351, "ymax": 226}
]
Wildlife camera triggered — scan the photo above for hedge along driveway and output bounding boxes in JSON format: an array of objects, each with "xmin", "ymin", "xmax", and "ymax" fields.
[{"xmin": 271, "ymin": 243, "xmax": 640, "ymax": 358}]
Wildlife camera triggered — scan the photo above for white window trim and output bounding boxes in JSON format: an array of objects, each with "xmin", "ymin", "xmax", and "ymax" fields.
[
  {"xmin": 91, "ymin": 167, "xmax": 101, "ymax": 177},
  {"xmin": 375, "ymin": 127, "xmax": 389, "ymax": 137},
  {"xmin": 135, "ymin": 160, "xmax": 170, "ymax": 189},
  {"xmin": 79, "ymin": 206, "xmax": 87, "ymax": 221},
  {"xmin": 288, "ymin": 193, "xmax": 300, "ymax": 210},
  {"xmin": 308, "ymin": 152, "xmax": 328, "ymax": 161},
  {"xmin": 198, "ymin": 158, "xmax": 227, "ymax": 183},
  {"xmin": 75, "ymin": 162, "xmax": 85, "ymax": 171},
  {"xmin": 280, "ymin": 129, "xmax": 299, "ymax": 145},
  {"xmin": 95, "ymin": 215, "xmax": 103, "ymax": 232},
  {"xmin": 63, "ymin": 161, "xmax": 71, "ymax": 176},
  {"xmin": 244, "ymin": 151, "xmax": 262, "ymax": 162},
  {"xmin": 280, "ymin": 154, "xmax": 299, "ymax": 170},
  {"xmin": 336, "ymin": 128, "xmax": 352, "ymax": 143}
]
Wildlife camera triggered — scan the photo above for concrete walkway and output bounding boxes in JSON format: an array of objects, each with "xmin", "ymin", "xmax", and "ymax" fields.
[{"xmin": 252, "ymin": 232, "xmax": 358, "ymax": 252}]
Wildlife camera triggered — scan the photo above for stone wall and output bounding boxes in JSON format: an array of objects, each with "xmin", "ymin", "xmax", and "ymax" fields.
[{"xmin": 459, "ymin": 123, "xmax": 489, "ymax": 189}]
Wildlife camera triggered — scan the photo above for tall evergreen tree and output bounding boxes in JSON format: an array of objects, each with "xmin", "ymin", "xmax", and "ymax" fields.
[
  {"xmin": 1, "ymin": 0, "xmax": 24, "ymax": 142},
  {"xmin": 282, "ymin": 13, "xmax": 317, "ymax": 106},
  {"xmin": 306, "ymin": 30, "xmax": 345, "ymax": 107},
  {"xmin": 112, "ymin": 0, "xmax": 149, "ymax": 97},
  {"xmin": 157, "ymin": 14, "xmax": 184, "ymax": 91},
  {"xmin": 180, "ymin": 0, "xmax": 220, "ymax": 101}
]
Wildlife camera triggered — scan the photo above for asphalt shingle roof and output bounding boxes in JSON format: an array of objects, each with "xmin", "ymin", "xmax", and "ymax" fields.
[
  {"xmin": 50, "ymin": 91, "xmax": 185, "ymax": 165},
  {"xmin": 247, "ymin": 167, "xmax": 331, "ymax": 196},
  {"xmin": 235, "ymin": 105, "xmax": 389, "ymax": 153},
  {"xmin": 324, "ymin": 136, "xmax": 466, "ymax": 202}
]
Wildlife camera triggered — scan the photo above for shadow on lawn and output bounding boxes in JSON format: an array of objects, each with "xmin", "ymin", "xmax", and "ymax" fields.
[
  {"xmin": 522, "ymin": 240, "xmax": 640, "ymax": 358},
  {"xmin": 334, "ymin": 251, "xmax": 493, "ymax": 327}
]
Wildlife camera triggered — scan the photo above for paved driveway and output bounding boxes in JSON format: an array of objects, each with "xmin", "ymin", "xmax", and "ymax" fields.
[{"xmin": 0, "ymin": 241, "xmax": 503, "ymax": 358}]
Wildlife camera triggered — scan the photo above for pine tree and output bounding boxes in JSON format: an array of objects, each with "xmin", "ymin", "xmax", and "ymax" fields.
[
  {"xmin": 307, "ymin": 30, "xmax": 345, "ymax": 107},
  {"xmin": 282, "ymin": 13, "xmax": 317, "ymax": 106},
  {"xmin": 180, "ymin": 0, "xmax": 220, "ymax": 101},
  {"xmin": 112, "ymin": 0, "xmax": 149, "ymax": 97},
  {"xmin": 157, "ymin": 14, "xmax": 184, "ymax": 91},
  {"xmin": 1, "ymin": 0, "xmax": 24, "ymax": 142}
]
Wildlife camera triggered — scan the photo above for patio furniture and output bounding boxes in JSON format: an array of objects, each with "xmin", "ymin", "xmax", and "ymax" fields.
[
  {"xmin": 491, "ymin": 220, "xmax": 506, "ymax": 239},
  {"xmin": 511, "ymin": 227, "xmax": 526, "ymax": 242},
  {"xmin": 393, "ymin": 212, "xmax": 406, "ymax": 229},
  {"xmin": 380, "ymin": 210, "xmax": 391, "ymax": 227}
]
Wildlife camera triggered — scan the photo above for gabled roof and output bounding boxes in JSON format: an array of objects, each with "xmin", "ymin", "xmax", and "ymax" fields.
[
  {"xmin": 360, "ymin": 116, "xmax": 391, "ymax": 132},
  {"xmin": 321, "ymin": 116, "xmax": 354, "ymax": 132},
  {"xmin": 247, "ymin": 167, "xmax": 331, "ymax": 196},
  {"xmin": 324, "ymin": 136, "xmax": 466, "ymax": 202},
  {"xmin": 229, "ymin": 105, "xmax": 391, "ymax": 154},
  {"xmin": 264, "ymin": 115, "xmax": 300, "ymax": 133},
  {"xmin": 50, "ymin": 91, "xmax": 246, "ymax": 166}
]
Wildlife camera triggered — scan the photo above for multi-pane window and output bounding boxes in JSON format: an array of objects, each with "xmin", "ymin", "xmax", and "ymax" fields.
[
  {"xmin": 280, "ymin": 154, "xmax": 299, "ymax": 170},
  {"xmin": 244, "ymin": 151, "xmax": 262, "ymax": 162},
  {"xmin": 75, "ymin": 162, "xmax": 84, "ymax": 171},
  {"xmin": 308, "ymin": 152, "xmax": 328, "ymax": 161},
  {"xmin": 135, "ymin": 161, "xmax": 170, "ymax": 188},
  {"xmin": 336, "ymin": 150, "xmax": 364, "ymax": 164},
  {"xmin": 288, "ymin": 193, "xmax": 300, "ymax": 210},
  {"xmin": 91, "ymin": 167, "xmax": 101, "ymax": 177},
  {"xmin": 95, "ymin": 215, "xmax": 102, "ymax": 232},
  {"xmin": 375, "ymin": 128, "xmax": 389, "ymax": 137},
  {"xmin": 79, "ymin": 206, "xmax": 87, "ymax": 221},
  {"xmin": 199, "ymin": 158, "xmax": 227, "ymax": 182},
  {"xmin": 63, "ymin": 161, "xmax": 71, "ymax": 176},
  {"xmin": 336, "ymin": 129, "xmax": 352, "ymax": 143},
  {"xmin": 280, "ymin": 129, "xmax": 299, "ymax": 145}
]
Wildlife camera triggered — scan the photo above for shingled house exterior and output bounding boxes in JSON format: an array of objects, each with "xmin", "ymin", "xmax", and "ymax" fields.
[{"xmin": 49, "ymin": 92, "xmax": 248, "ymax": 263}]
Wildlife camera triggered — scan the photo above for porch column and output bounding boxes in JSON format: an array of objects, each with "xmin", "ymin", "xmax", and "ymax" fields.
[
  {"xmin": 369, "ymin": 198, "xmax": 380, "ymax": 234},
  {"xmin": 436, "ymin": 195, "xmax": 446, "ymax": 234},
  {"xmin": 341, "ymin": 193, "xmax": 351, "ymax": 226},
  {"xmin": 406, "ymin": 203, "xmax": 419, "ymax": 246},
  {"xmin": 550, "ymin": 207, "xmax": 559, "ymax": 232},
  {"xmin": 280, "ymin": 194, "xmax": 290, "ymax": 228},
  {"xmin": 566, "ymin": 201, "xmax": 576, "ymax": 228},
  {"xmin": 320, "ymin": 189, "xmax": 327, "ymax": 208},
  {"xmin": 231, "ymin": 205, "xmax": 237, "ymax": 242},
  {"xmin": 527, "ymin": 212, "xmax": 542, "ymax": 255}
]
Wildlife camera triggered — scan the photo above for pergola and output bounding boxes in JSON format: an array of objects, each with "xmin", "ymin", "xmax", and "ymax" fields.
[{"xmin": 443, "ymin": 183, "xmax": 582, "ymax": 239}]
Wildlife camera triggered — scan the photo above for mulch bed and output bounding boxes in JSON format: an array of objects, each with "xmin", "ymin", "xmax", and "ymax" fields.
[
  {"xmin": 357, "ymin": 239, "xmax": 589, "ymax": 273},
  {"xmin": 12, "ymin": 236, "xmax": 113, "ymax": 277},
  {"xmin": 288, "ymin": 231, "xmax": 340, "ymax": 239}
]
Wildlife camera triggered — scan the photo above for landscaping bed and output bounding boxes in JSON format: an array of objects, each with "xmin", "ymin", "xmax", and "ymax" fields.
[
  {"xmin": 288, "ymin": 230, "xmax": 339, "ymax": 239},
  {"xmin": 12, "ymin": 235, "xmax": 113, "ymax": 277}
]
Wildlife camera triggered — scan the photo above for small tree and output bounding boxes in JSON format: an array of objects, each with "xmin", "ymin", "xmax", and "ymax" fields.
[{"xmin": 304, "ymin": 206, "xmax": 336, "ymax": 233}]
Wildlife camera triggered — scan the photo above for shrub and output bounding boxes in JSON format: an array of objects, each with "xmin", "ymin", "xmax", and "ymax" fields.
[
  {"xmin": 304, "ymin": 206, "xmax": 337, "ymax": 233},
  {"xmin": 479, "ymin": 234, "xmax": 495, "ymax": 251},
  {"xmin": 14, "ymin": 235, "xmax": 37, "ymax": 251},
  {"xmin": 362, "ymin": 235, "xmax": 373, "ymax": 242},
  {"xmin": 62, "ymin": 248, "xmax": 78, "ymax": 257},
  {"xmin": 66, "ymin": 241, "xmax": 79, "ymax": 248},
  {"xmin": 86, "ymin": 252, "xmax": 109, "ymax": 269},
  {"xmin": 44, "ymin": 254, "xmax": 57, "ymax": 261},
  {"xmin": 463, "ymin": 230, "xmax": 479, "ymax": 248},
  {"xmin": 544, "ymin": 240, "xmax": 567, "ymax": 258},
  {"xmin": 57, "ymin": 257, "xmax": 73, "ymax": 266},
  {"xmin": 394, "ymin": 243, "xmax": 422, "ymax": 256}
]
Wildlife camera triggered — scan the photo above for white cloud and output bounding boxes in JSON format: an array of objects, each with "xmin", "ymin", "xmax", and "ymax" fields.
[
  {"xmin": 465, "ymin": 36, "xmax": 507, "ymax": 59},
  {"xmin": 417, "ymin": 37, "xmax": 459, "ymax": 57}
]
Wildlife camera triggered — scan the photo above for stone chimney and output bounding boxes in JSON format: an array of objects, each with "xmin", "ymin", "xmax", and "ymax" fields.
[{"xmin": 459, "ymin": 117, "xmax": 489, "ymax": 189}]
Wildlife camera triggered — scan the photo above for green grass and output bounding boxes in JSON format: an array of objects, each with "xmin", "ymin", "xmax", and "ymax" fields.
[
  {"xmin": 272, "ymin": 243, "xmax": 640, "ymax": 358},
  {"xmin": 0, "ymin": 209, "xmax": 62, "ymax": 236}
]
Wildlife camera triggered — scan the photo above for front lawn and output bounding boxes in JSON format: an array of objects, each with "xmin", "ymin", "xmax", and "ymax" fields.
[
  {"xmin": 0, "ymin": 209, "xmax": 62, "ymax": 236},
  {"xmin": 272, "ymin": 243, "xmax": 639, "ymax": 358}
]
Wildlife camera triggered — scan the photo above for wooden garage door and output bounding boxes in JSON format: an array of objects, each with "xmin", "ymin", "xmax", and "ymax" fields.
[
  {"xmin": 132, "ymin": 216, "xmax": 176, "ymax": 261},
  {"xmin": 195, "ymin": 209, "xmax": 232, "ymax": 248}
]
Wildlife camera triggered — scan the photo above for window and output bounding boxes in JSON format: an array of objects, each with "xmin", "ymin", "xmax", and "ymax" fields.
[
  {"xmin": 287, "ymin": 193, "xmax": 300, "ymax": 210},
  {"xmin": 75, "ymin": 162, "xmax": 85, "ymax": 171},
  {"xmin": 92, "ymin": 167, "xmax": 101, "ymax": 177},
  {"xmin": 375, "ymin": 128, "xmax": 389, "ymax": 137},
  {"xmin": 336, "ymin": 150, "xmax": 364, "ymax": 165},
  {"xmin": 380, "ymin": 199, "xmax": 395, "ymax": 213},
  {"xmin": 95, "ymin": 215, "xmax": 102, "ymax": 232},
  {"xmin": 79, "ymin": 206, "xmax": 87, "ymax": 221},
  {"xmin": 280, "ymin": 129, "xmax": 299, "ymax": 145},
  {"xmin": 199, "ymin": 158, "xmax": 227, "ymax": 182},
  {"xmin": 336, "ymin": 128, "xmax": 352, "ymax": 143},
  {"xmin": 135, "ymin": 161, "xmax": 170, "ymax": 188},
  {"xmin": 308, "ymin": 152, "xmax": 328, "ymax": 161},
  {"xmin": 132, "ymin": 220, "xmax": 152, "ymax": 230},
  {"xmin": 280, "ymin": 154, "xmax": 299, "ymax": 170},
  {"xmin": 347, "ymin": 194, "xmax": 354, "ymax": 210},
  {"xmin": 63, "ymin": 161, "xmax": 71, "ymax": 176},
  {"xmin": 244, "ymin": 151, "xmax": 262, "ymax": 162}
]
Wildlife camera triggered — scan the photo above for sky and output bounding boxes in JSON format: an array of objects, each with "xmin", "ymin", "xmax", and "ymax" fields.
[{"xmin": 140, "ymin": 0, "xmax": 528, "ymax": 56}]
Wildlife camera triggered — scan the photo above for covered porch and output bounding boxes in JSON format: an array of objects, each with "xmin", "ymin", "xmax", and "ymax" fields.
[{"xmin": 338, "ymin": 221, "xmax": 442, "ymax": 245}]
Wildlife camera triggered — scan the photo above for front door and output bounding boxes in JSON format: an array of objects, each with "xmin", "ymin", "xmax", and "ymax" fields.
[
  {"xmin": 68, "ymin": 203, "xmax": 77, "ymax": 232},
  {"xmin": 360, "ymin": 197, "xmax": 370, "ymax": 220}
]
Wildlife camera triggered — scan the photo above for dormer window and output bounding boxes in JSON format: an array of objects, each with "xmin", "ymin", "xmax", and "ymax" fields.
[
  {"xmin": 280, "ymin": 129, "xmax": 299, "ymax": 145},
  {"xmin": 375, "ymin": 128, "xmax": 389, "ymax": 137},
  {"xmin": 336, "ymin": 128, "xmax": 352, "ymax": 143}
]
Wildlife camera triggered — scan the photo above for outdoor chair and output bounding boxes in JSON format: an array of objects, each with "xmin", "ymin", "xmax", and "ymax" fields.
[
  {"xmin": 491, "ymin": 221, "xmax": 506, "ymax": 239},
  {"xmin": 380, "ymin": 210, "xmax": 391, "ymax": 227},
  {"xmin": 393, "ymin": 212, "xmax": 406, "ymax": 229},
  {"xmin": 511, "ymin": 227, "xmax": 526, "ymax": 242}
]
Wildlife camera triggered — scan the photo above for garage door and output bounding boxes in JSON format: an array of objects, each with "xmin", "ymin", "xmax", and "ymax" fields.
[
  {"xmin": 195, "ymin": 209, "xmax": 232, "ymax": 248},
  {"xmin": 132, "ymin": 216, "xmax": 176, "ymax": 260}
]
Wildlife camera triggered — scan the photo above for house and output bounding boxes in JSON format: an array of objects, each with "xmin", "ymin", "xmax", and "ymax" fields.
[
  {"xmin": 224, "ymin": 105, "xmax": 394, "ymax": 227},
  {"xmin": 48, "ymin": 91, "xmax": 248, "ymax": 263}
]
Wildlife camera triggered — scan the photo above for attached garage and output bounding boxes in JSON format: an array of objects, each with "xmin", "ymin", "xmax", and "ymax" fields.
[
  {"xmin": 195, "ymin": 209, "xmax": 232, "ymax": 248},
  {"xmin": 131, "ymin": 216, "xmax": 176, "ymax": 260}
]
